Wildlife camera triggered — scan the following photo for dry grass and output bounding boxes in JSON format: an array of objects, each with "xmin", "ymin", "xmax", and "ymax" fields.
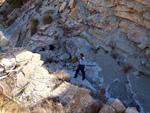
[
  {"xmin": 30, "ymin": 97, "xmax": 71, "ymax": 113},
  {"xmin": 0, "ymin": 94, "xmax": 29, "ymax": 113},
  {"xmin": 42, "ymin": 15, "xmax": 52, "ymax": 25},
  {"xmin": 54, "ymin": 70, "xmax": 71, "ymax": 82}
]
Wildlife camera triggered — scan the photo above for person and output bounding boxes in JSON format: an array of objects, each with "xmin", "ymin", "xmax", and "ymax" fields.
[{"xmin": 74, "ymin": 53, "xmax": 86, "ymax": 81}]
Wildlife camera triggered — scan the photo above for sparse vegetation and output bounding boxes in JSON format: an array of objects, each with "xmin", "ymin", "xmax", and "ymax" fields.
[
  {"xmin": 54, "ymin": 70, "xmax": 71, "ymax": 82},
  {"xmin": 42, "ymin": 15, "xmax": 52, "ymax": 25},
  {"xmin": 30, "ymin": 97, "xmax": 70, "ymax": 113},
  {"xmin": 30, "ymin": 18, "xmax": 38, "ymax": 36},
  {"xmin": 122, "ymin": 65, "xmax": 132, "ymax": 73},
  {"xmin": 6, "ymin": 0, "xmax": 29, "ymax": 8},
  {"xmin": 0, "ymin": 94, "xmax": 29, "ymax": 113},
  {"xmin": 111, "ymin": 52, "xmax": 118, "ymax": 59}
]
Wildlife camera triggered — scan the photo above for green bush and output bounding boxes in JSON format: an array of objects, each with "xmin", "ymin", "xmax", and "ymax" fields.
[
  {"xmin": 6, "ymin": 0, "xmax": 29, "ymax": 8},
  {"xmin": 42, "ymin": 15, "xmax": 52, "ymax": 25},
  {"xmin": 30, "ymin": 18, "xmax": 38, "ymax": 36}
]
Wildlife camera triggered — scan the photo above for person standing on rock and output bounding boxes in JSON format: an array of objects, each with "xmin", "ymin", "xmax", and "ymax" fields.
[{"xmin": 74, "ymin": 53, "xmax": 86, "ymax": 81}]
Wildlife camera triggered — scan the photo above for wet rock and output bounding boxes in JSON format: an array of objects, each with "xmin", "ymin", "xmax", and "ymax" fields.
[
  {"xmin": 99, "ymin": 105, "xmax": 116, "ymax": 113},
  {"xmin": 110, "ymin": 99, "xmax": 126, "ymax": 113},
  {"xmin": 125, "ymin": 107, "xmax": 139, "ymax": 113}
]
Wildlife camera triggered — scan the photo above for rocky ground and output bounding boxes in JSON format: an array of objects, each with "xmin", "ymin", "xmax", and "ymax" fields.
[{"xmin": 0, "ymin": 0, "xmax": 150, "ymax": 112}]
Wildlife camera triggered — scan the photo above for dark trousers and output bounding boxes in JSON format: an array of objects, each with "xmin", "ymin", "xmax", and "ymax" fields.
[{"xmin": 75, "ymin": 65, "xmax": 85, "ymax": 80}]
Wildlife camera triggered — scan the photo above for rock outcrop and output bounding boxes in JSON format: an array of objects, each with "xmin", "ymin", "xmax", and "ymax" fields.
[
  {"xmin": 0, "ymin": 48, "xmax": 98, "ymax": 112},
  {"xmin": 1, "ymin": 0, "xmax": 150, "ymax": 112}
]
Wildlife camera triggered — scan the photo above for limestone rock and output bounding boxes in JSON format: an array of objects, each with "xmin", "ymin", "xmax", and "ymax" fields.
[
  {"xmin": 65, "ymin": 39, "xmax": 78, "ymax": 57},
  {"xmin": 68, "ymin": 0, "xmax": 76, "ymax": 9},
  {"xmin": 99, "ymin": 105, "xmax": 116, "ymax": 113},
  {"xmin": 69, "ymin": 7, "xmax": 78, "ymax": 18},
  {"xmin": 143, "ymin": 12, "xmax": 150, "ymax": 21},
  {"xmin": 59, "ymin": 2, "xmax": 68, "ymax": 12},
  {"xmin": 125, "ymin": 107, "xmax": 139, "ymax": 113},
  {"xmin": 0, "ymin": 31, "xmax": 8, "ymax": 48},
  {"xmin": 114, "ymin": 6, "xmax": 130, "ymax": 12},
  {"xmin": 39, "ymin": 25, "xmax": 50, "ymax": 32},
  {"xmin": 60, "ymin": 53, "xmax": 70, "ymax": 61},
  {"xmin": 110, "ymin": 99, "xmax": 126, "ymax": 113},
  {"xmin": 146, "ymin": 49, "xmax": 150, "ymax": 57},
  {"xmin": 132, "ymin": 71, "xmax": 139, "ymax": 76},
  {"xmin": 116, "ymin": 11, "xmax": 150, "ymax": 29}
]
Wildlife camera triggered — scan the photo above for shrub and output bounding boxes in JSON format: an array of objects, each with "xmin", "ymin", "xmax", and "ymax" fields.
[
  {"xmin": 123, "ymin": 65, "xmax": 132, "ymax": 73},
  {"xmin": 42, "ymin": 15, "xmax": 52, "ymax": 25},
  {"xmin": 30, "ymin": 18, "xmax": 38, "ymax": 36},
  {"xmin": 54, "ymin": 70, "xmax": 71, "ymax": 82},
  {"xmin": 6, "ymin": 0, "xmax": 29, "ymax": 8}
]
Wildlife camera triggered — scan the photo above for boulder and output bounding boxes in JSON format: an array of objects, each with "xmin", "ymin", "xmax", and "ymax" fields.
[
  {"xmin": 109, "ymin": 99, "xmax": 126, "ymax": 113},
  {"xmin": 99, "ymin": 105, "xmax": 116, "ymax": 113},
  {"xmin": 125, "ymin": 107, "xmax": 139, "ymax": 113},
  {"xmin": 60, "ymin": 53, "xmax": 70, "ymax": 61}
]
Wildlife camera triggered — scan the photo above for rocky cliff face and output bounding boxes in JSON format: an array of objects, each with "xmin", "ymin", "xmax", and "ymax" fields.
[
  {"xmin": 2, "ymin": 0, "xmax": 150, "ymax": 75},
  {"xmin": 0, "ymin": 0, "xmax": 150, "ymax": 112}
]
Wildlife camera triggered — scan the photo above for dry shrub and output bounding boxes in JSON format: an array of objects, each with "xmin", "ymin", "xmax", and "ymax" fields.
[
  {"xmin": 54, "ymin": 70, "xmax": 71, "ymax": 82},
  {"xmin": 31, "ymin": 97, "xmax": 70, "ymax": 113},
  {"xmin": 123, "ymin": 65, "xmax": 132, "ymax": 73},
  {"xmin": 0, "ymin": 94, "xmax": 29, "ymax": 113},
  {"xmin": 90, "ymin": 101, "xmax": 103, "ymax": 113},
  {"xmin": 111, "ymin": 52, "xmax": 118, "ymax": 59},
  {"xmin": 30, "ymin": 18, "xmax": 38, "ymax": 35},
  {"xmin": 99, "ymin": 88, "xmax": 106, "ymax": 103},
  {"xmin": 42, "ymin": 15, "xmax": 52, "ymax": 25}
]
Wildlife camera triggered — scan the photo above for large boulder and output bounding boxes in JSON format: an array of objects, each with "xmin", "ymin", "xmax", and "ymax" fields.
[
  {"xmin": 99, "ymin": 105, "xmax": 116, "ymax": 113},
  {"xmin": 110, "ymin": 99, "xmax": 126, "ymax": 113},
  {"xmin": 125, "ymin": 107, "xmax": 139, "ymax": 113}
]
